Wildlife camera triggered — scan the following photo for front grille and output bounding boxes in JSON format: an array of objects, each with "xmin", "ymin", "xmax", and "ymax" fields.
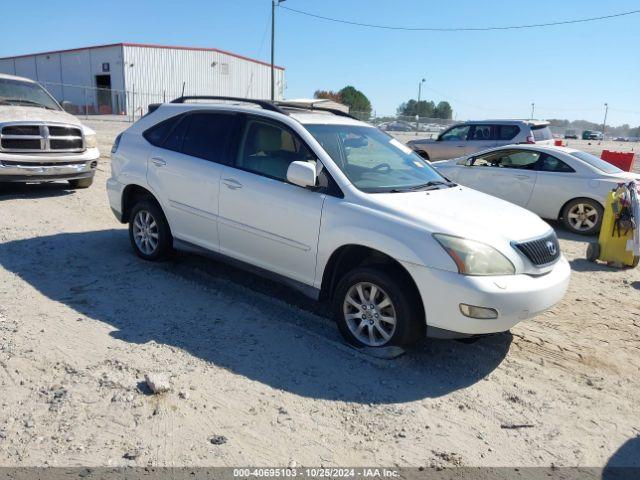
[
  {"xmin": 514, "ymin": 233, "xmax": 561, "ymax": 266},
  {"xmin": 0, "ymin": 123, "xmax": 84, "ymax": 153}
]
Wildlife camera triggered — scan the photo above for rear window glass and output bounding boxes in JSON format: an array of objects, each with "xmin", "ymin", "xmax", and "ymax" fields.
[
  {"xmin": 497, "ymin": 125, "xmax": 520, "ymax": 140},
  {"xmin": 570, "ymin": 151, "xmax": 623, "ymax": 174},
  {"xmin": 181, "ymin": 112, "xmax": 235, "ymax": 163},
  {"xmin": 532, "ymin": 126, "xmax": 553, "ymax": 141}
]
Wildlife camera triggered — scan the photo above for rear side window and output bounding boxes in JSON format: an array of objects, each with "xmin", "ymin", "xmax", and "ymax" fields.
[
  {"xmin": 497, "ymin": 125, "xmax": 520, "ymax": 140},
  {"xmin": 181, "ymin": 112, "xmax": 236, "ymax": 163},
  {"xmin": 537, "ymin": 154, "xmax": 575, "ymax": 173},
  {"xmin": 163, "ymin": 116, "xmax": 190, "ymax": 152},
  {"xmin": 143, "ymin": 115, "xmax": 182, "ymax": 146},
  {"xmin": 532, "ymin": 126, "xmax": 553, "ymax": 141}
]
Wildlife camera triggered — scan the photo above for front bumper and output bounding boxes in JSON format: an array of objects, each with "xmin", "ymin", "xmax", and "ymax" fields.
[
  {"xmin": 402, "ymin": 256, "xmax": 571, "ymax": 336},
  {"xmin": 0, "ymin": 148, "xmax": 99, "ymax": 182}
]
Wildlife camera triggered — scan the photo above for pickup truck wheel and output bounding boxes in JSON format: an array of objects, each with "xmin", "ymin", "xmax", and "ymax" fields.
[
  {"xmin": 333, "ymin": 267, "xmax": 423, "ymax": 349},
  {"xmin": 128, "ymin": 200, "xmax": 171, "ymax": 261},
  {"xmin": 68, "ymin": 177, "xmax": 93, "ymax": 189},
  {"xmin": 561, "ymin": 198, "xmax": 603, "ymax": 235}
]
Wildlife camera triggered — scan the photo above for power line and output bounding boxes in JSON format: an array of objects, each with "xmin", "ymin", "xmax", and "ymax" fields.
[{"xmin": 278, "ymin": 6, "xmax": 640, "ymax": 32}]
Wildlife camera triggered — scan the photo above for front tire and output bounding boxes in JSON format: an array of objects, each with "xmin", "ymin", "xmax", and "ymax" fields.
[
  {"xmin": 333, "ymin": 267, "xmax": 424, "ymax": 349},
  {"xmin": 68, "ymin": 177, "xmax": 93, "ymax": 189},
  {"xmin": 561, "ymin": 198, "xmax": 603, "ymax": 235},
  {"xmin": 128, "ymin": 199, "xmax": 172, "ymax": 261}
]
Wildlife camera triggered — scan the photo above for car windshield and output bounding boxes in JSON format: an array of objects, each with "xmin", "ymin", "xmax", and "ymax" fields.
[
  {"xmin": 570, "ymin": 150, "xmax": 623, "ymax": 174},
  {"xmin": 305, "ymin": 124, "xmax": 449, "ymax": 193},
  {"xmin": 0, "ymin": 78, "xmax": 61, "ymax": 110}
]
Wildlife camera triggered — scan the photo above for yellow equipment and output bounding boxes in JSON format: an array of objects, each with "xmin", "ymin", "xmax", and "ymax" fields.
[{"xmin": 587, "ymin": 187, "xmax": 639, "ymax": 268}]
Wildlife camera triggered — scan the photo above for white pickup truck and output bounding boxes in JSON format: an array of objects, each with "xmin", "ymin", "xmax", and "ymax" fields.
[{"xmin": 0, "ymin": 73, "xmax": 99, "ymax": 188}]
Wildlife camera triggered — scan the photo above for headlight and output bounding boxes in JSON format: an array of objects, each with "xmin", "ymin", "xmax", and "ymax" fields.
[
  {"xmin": 84, "ymin": 134, "xmax": 97, "ymax": 149},
  {"xmin": 433, "ymin": 234, "xmax": 515, "ymax": 276}
]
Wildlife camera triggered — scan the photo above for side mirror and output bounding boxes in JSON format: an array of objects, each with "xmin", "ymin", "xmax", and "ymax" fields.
[{"xmin": 287, "ymin": 161, "xmax": 317, "ymax": 188}]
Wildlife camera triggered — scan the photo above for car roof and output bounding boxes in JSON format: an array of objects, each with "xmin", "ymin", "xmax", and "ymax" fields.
[
  {"xmin": 0, "ymin": 72, "xmax": 36, "ymax": 83},
  {"xmin": 152, "ymin": 101, "xmax": 369, "ymax": 127},
  {"xmin": 471, "ymin": 144, "xmax": 581, "ymax": 157},
  {"xmin": 462, "ymin": 119, "xmax": 550, "ymax": 127}
]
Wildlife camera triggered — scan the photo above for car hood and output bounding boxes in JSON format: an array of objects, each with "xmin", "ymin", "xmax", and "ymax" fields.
[
  {"xmin": 366, "ymin": 185, "xmax": 552, "ymax": 246},
  {"xmin": 0, "ymin": 106, "xmax": 83, "ymax": 127}
]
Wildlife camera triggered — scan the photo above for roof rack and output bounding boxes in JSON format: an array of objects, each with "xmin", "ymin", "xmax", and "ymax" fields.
[
  {"xmin": 275, "ymin": 101, "xmax": 359, "ymax": 120},
  {"xmin": 170, "ymin": 96, "xmax": 288, "ymax": 115}
]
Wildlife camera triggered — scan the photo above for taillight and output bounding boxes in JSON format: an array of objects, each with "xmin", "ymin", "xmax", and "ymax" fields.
[{"xmin": 525, "ymin": 133, "xmax": 535, "ymax": 144}]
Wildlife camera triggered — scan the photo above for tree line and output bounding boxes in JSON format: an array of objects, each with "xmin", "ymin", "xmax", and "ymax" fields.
[{"xmin": 314, "ymin": 86, "xmax": 453, "ymax": 120}]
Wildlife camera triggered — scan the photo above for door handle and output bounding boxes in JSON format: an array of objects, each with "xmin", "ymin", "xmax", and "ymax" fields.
[
  {"xmin": 222, "ymin": 178, "xmax": 243, "ymax": 190},
  {"xmin": 151, "ymin": 158, "xmax": 166, "ymax": 167}
]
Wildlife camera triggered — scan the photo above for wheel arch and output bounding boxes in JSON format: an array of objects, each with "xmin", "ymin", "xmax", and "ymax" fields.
[
  {"xmin": 121, "ymin": 183, "xmax": 164, "ymax": 224},
  {"xmin": 319, "ymin": 244, "xmax": 425, "ymax": 316}
]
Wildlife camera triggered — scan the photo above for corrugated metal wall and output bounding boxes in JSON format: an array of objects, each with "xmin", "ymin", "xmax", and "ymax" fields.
[
  {"xmin": 122, "ymin": 45, "xmax": 285, "ymax": 109},
  {"xmin": 0, "ymin": 44, "xmax": 285, "ymax": 115}
]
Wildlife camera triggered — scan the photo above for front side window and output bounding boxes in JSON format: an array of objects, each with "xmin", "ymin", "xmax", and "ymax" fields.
[
  {"xmin": 440, "ymin": 125, "xmax": 470, "ymax": 141},
  {"xmin": 237, "ymin": 119, "xmax": 316, "ymax": 181},
  {"xmin": 0, "ymin": 78, "xmax": 61, "ymax": 110},
  {"xmin": 305, "ymin": 124, "xmax": 448, "ymax": 193},
  {"xmin": 473, "ymin": 150, "xmax": 541, "ymax": 169}
]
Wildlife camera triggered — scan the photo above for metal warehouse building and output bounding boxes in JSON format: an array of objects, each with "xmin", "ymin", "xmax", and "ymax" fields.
[{"xmin": 0, "ymin": 43, "xmax": 285, "ymax": 116}]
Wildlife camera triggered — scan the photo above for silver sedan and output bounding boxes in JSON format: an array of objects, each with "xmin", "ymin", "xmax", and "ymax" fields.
[{"xmin": 432, "ymin": 145, "xmax": 639, "ymax": 235}]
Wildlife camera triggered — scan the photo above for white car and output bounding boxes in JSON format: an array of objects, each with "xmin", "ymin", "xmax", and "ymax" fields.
[
  {"xmin": 432, "ymin": 145, "xmax": 640, "ymax": 235},
  {"xmin": 0, "ymin": 73, "xmax": 99, "ymax": 187},
  {"xmin": 107, "ymin": 97, "xmax": 570, "ymax": 349}
]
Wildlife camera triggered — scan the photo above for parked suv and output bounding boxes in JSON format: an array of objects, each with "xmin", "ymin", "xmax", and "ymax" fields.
[
  {"xmin": 107, "ymin": 97, "xmax": 570, "ymax": 349},
  {"xmin": 406, "ymin": 120, "xmax": 554, "ymax": 161},
  {"xmin": 0, "ymin": 74, "xmax": 99, "ymax": 187}
]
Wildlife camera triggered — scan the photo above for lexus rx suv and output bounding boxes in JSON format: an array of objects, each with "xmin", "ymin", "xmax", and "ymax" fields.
[
  {"xmin": 0, "ymin": 73, "xmax": 99, "ymax": 187},
  {"xmin": 107, "ymin": 97, "xmax": 570, "ymax": 350},
  {"xmin": 406, "ymin": 120, "xmax": 555, "ymax": 161}
]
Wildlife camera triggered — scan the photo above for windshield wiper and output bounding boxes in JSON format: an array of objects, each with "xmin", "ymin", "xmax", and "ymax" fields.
[
  {"xmin": 406, "ymin": 180, "xmax": 457, "ymax": 191},
  {"xmin": 0, "ymin": 98, "xmax": 55, "ymax": 110}
]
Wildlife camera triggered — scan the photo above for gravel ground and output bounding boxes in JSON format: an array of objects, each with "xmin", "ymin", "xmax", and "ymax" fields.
[{"xmin": 0, "ymin": 119, "xmax": 638, "ymax": 468}]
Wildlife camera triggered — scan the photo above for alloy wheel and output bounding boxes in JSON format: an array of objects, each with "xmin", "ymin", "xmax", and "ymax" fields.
[
  {"xmin": 343, "ymin": 282, "xmax": 397, "ymax": 347},
  {"xmin": 567, "ymin": 203, "xmax": 599, "ymax": 231},
  {"xmin": 132, "ymin": 210, "xmax": 159, "ymax": 255}
]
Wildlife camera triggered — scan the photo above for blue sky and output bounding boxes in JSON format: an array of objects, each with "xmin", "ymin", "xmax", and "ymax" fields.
[{"xmin": 1, "ymin": 0, "xmax": 639, "ymax": 125}]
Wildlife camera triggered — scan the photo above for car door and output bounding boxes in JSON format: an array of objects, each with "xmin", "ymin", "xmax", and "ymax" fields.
[
  {"xmin": 465, "ymin": 124, "xmax": 498, "ymax": 155},
  {"xmin": 217, "ymin": 115, "xmax": 326, "ymax": 286},
  {"xmin": 455, "ymin": 149, "xmax": 539, "ymax": 207},
  {"xmin": 526, "ymin": 153, "xmax": 577, "ymax": 219},
  {"xmin": 146, "ymin": 111, "xmax": 237, "ymax": 251},
  {"xmin": 430, "ymin": 124, "xmax": 471, "ymax": 160}
]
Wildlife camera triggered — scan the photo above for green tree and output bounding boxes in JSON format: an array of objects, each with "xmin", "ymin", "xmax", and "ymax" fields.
[
  {"xmin": 338, "ymin": 86, "xmax": 372, "ymax": 118},
  {"xmin": 433, "ymin": 101, "xmax": 453, "ymax": 120},
  {"xmin": 313, "ymin": 90, "xmax": 342, "ymax": 103}
]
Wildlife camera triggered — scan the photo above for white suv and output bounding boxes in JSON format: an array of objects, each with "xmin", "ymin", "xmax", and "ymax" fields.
[{"xmin": 107, "ymin": 97, "xmax": 570, "ymax": 349}]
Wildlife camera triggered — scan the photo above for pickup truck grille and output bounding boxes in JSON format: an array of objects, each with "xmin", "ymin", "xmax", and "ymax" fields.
[
  {"xmin": 514, "ymin": 232, "xmax": 561, "ymax": 266},
  {"xmin": 0, "ymin": 123, "xmax": 84, "ymax": 153}
]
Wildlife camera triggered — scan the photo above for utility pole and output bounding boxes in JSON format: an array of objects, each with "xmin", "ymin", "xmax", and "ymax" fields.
[
  {"xmin": 530, "ymin": 102, "xmax": 535, "ymax": 120},
  {"xmin": 271, "ymin": 0, "xmax": 286, "ymax": 101},
  {"xmin": 416, "ymin": 78, "xmax": 425, "ymax": 134},
  {"xmin": 602, "ymin": 103, "xmax": 609, "ymax": 141}
]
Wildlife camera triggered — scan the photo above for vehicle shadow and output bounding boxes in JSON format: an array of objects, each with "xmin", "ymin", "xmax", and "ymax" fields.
[
  {"xmin": 569, "ymin": 258, "xmax": 622, "ymax": 273},
  {"xmin": 602, "ymin": 436, "xmax": 640, "ymax": 479},
  {"xmin": 549, "ymin": 221, "xmax": 595, "ymax": 243},
  {"xmin": 0, "ymin": 181, "xmax": 74, "ymax": 200},
  {"xmin": 0, "ymin": 229, "xmax": 512, "ymax": 403}
]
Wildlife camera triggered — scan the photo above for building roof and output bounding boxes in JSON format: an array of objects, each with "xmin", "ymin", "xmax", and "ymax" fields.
[{"xmin": 0, "ymin": 42, "xmax": 285, "ymax": 70}]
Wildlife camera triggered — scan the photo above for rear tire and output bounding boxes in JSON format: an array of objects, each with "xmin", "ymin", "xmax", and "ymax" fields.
[
  {"xmin": 333, "ymin": 267, "xmax": 424, "ymax": 349},
  {"xmin": 561, "ymin": 198, "xmax": 603, "ymax": 235},
  {"xmin": 68, "ymin": 177, "xmax": 93, "ymax": 189},
  {"xmin": 128, "ymin": 199, "xmax": 172, "ymax": 261}
]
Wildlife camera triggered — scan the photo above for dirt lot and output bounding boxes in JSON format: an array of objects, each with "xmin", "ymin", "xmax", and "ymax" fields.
[{"xmin": 0, "ymin": 119, "xmax": 639, "ymax": 468}]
